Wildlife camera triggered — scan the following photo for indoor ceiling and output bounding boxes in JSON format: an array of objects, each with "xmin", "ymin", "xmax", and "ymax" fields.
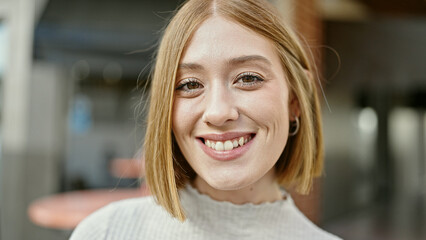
[{"xmin": 34, "ymin": 0, "xmax": 180, "ymax": 78}]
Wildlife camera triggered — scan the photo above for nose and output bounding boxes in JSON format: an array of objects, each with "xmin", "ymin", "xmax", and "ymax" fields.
[{"xmin": 202, "ymin": 84, "xmax": 239, "ymax": 126}]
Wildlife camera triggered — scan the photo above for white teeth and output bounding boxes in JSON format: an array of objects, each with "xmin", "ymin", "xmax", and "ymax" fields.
[
  {"xmin": 204, "ymin": 135, "xmax": 253, "ymax": 151},
  {"xmin": 215, "ymin": 141, "xmax": 224, "ymax": 151},
  {"xmin": 224, "ymin": 141, "xmax": 233, "ymax": 150},
  {"xmin": 238, "ymin": 137, "xmax": 244, "ymax": 146}
]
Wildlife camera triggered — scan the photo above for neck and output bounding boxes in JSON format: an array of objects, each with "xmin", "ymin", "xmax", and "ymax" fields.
[{"xmin": 192, "ymin": 169, "xmax": 282, "ymax": 205}]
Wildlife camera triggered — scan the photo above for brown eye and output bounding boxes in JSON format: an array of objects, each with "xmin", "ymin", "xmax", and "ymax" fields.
[
  {"xmin": 175, "ymin": 78, "xmax": 204, "ymax": 93},
  {"xmin": 234, "ymin": 72, "xmax": 264, "ymax": 90},
  {"xmin": 235, "ymin": 72, "xmax": 264, "ymax": 84},
  {"xmin": 241, "ymin": 75, "xmax": 258, "ymax": 83},
  {"xmin": 187, "ymin": 81, "xmax": 200, "ymax": 89}
]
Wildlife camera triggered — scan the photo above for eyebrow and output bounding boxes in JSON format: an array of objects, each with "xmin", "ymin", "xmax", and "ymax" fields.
[
  {"xmin": 177, "ymin": 62, "xmax": 204, "ymax": 71},
  {"xmin": 177, "ymin": 55, "xmax": 272, "ymax": 71},
  {"xmin": 227, "ymin": 55, "xmax": 272, "ymax": 66}
]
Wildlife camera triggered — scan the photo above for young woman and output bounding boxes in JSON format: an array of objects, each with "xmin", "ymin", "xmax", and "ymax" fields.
[{"xmin": 71, "ymin": 0, "xmax": 341, "ymax": 239}]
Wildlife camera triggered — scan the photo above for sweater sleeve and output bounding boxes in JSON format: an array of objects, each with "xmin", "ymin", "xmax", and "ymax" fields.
[{"xmin": 69, "ymin": 203, "xmax": 116, "ymax": 240}]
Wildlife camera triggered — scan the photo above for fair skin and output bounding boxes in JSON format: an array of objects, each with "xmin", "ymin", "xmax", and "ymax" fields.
[{"xmin": 172, "ymin": 16, "xmax": 298, "ymax": 204}]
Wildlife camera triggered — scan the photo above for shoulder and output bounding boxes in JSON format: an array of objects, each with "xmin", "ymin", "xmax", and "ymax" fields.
[
  {"xmin": 282, "ymin": 198, "xmax": 342, "ymax": 240},
  {"xmin": 70, "ymin": 196, "xmax": 164, "ymax": 240}
]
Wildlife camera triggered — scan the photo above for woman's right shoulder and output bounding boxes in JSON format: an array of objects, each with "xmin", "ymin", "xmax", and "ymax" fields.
[{"xmin": 70, "ymin": 195, "xmax": 166, "ymax": 239}]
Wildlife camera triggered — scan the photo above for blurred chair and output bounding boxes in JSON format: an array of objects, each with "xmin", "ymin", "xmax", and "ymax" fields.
[{"xmin": 28, "ymin": 158, "xmax": 147, "ymax": 230}]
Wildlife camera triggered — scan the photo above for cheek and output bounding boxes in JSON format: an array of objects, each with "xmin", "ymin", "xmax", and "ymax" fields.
[
  {"xmin": 172, "ymin": 98, "xmax": 200, "ymax": 141},
  {"xmin": 240, "ymin": 83, "xmax": 290, "ymax": 133}
]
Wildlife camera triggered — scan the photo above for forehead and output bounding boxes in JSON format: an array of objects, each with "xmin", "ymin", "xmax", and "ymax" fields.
[{"xmin": 180, "ymin": 16, "xmax": 280, "ymax": 66}]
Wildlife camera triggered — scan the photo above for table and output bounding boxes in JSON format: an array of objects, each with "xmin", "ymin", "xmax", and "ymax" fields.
[{"xmin": 28, "ymin": 185, "xmax": 149, "ymax": 230}]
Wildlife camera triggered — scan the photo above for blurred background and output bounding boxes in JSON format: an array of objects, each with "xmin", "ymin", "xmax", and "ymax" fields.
[{"xmin": 0, "ymin": 0, "xmax": 425, "ymax": 239}]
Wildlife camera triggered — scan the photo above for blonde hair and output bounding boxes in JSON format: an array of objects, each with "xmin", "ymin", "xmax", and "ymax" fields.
[{"xmin": 144, "ymin": 0, "xmax": 324, "ymax": 221}]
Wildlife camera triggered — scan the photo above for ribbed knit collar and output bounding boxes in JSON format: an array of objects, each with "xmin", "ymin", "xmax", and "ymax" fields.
[{"xmin": 179, "ymin": 184, "xmax": 294, "ymax": 234}]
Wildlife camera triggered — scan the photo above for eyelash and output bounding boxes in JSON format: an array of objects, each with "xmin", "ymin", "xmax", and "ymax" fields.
[
  {"xmin": 175, "ymin": 78, "xmax": 202, "ymax": 92},
  {"xmin": 234, "ymin": 72, "xmax": 264, "ymax": 87},
  {"xmin": 175, "ymin": 72, "xmax": 264, "ymax": 93}
]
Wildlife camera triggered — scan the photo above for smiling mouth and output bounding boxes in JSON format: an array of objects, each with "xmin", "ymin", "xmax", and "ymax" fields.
[{"xmin": 199, "ymin": 134, "xmax": 255, "ymax": 151}]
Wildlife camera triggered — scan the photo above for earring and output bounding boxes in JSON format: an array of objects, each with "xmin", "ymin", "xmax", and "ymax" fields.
[{"xmin": 289, "ymin": 116, "xmax": 299, "ymax": 136}]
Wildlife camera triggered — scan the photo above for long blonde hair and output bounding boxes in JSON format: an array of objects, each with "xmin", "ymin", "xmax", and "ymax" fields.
[{"xmin": 144, "ymin": 0, "xmax": 323, "ymax": 221}]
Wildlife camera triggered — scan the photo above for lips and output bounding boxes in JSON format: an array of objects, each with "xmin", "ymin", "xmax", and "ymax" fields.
[{"xmin": 196, "ymin": 132, "xmax": 256, "ymax": 161}]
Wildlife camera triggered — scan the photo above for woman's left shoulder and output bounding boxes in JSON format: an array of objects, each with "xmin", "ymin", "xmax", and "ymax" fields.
[{"xmin": 283, "ymin": 199, "xmax": 343, "ymax": 240}]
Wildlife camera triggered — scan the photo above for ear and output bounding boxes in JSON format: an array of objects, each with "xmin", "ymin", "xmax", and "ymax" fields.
[
  {"xmin": 289, "ymin": 69, "xmax": 312, "ymax": 121},
  {"xmin": 289, "ymin": 94, "xmax": 300, "ymax": 121}
]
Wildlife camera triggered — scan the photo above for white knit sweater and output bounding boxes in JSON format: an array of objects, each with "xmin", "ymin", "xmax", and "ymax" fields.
[{"xmin": 70, "ymin": 185, "xmax": 341, "ymax": 240}]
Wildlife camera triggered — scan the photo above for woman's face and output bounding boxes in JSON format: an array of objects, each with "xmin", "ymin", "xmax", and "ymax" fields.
[{"xmin": 172, "ymin": 16, "xmax": 296, "ymax": 191}]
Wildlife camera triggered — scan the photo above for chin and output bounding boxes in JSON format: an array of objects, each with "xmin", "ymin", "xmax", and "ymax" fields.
[{"xmin": 204, "ymin": 174, "xmax": 254, "ymax": 191}]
